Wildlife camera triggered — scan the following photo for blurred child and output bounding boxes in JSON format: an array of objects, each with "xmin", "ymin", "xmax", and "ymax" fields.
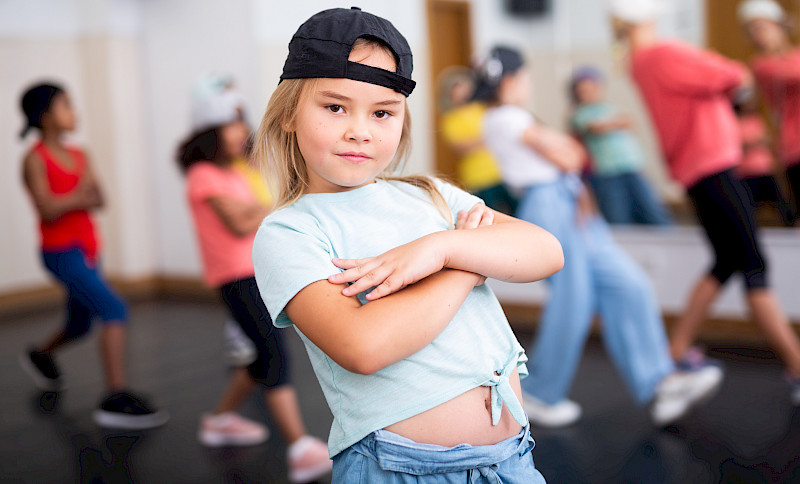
[
  {"xmin": 478, "ymin": 45, "xmax": 721, "ymax": 428},
  {"xmin": 18, "ymin": 82, "xmax": 168, "ymax": 429},
  {"xmin": 610, "ymin": 0, "xmax": 800, "ymax": 406},
  {"xmin": 733, "ymin": 89, "xmax": 795, "ymax": 225},
  {"xmin": 178, "ymin": 74, "xmax": 331, "ymax": 483},
  {"xmin": 740, "ymin": 0, "xmax": 800, "ymax": 223},
  {"xmin": 252, "ymin": 7, "xmax": 563, "ymax": 482},
  {"xmin": 438, "ymin": 66, "xmax": 518, "ymax": 215},
  {"xmin": 569, "ymin": 65, "xmax": 671, "ymax": 225}
]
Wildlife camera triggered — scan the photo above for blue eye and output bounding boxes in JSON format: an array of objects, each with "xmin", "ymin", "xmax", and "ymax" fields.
[{"xmin": 327, "ymin": 105, "xmax": 343, "ymax": 113}]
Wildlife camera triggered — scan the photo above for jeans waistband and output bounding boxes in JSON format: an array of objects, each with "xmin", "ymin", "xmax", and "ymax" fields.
[{"xmin": 353, "ymin": 424, "xmax": 534, "ymax": 476}]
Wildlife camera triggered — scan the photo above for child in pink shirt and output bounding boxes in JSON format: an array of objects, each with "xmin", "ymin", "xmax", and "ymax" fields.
[
  {"xmin": 178, "ymin": 74, "xmax": 332, "ymax": 483},
  {"xmin": 739, "ymin": 0, "xmax": 800, "ymax": 220},
  {"xmin": 610, "ymin": 0, "xmax": 800, "ymax": 407}
]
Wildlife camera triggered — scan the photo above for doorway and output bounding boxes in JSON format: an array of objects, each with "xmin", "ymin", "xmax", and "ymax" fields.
[{"xmin": 427, "ymin": 0, "xmax": 473, "ymax": 178}]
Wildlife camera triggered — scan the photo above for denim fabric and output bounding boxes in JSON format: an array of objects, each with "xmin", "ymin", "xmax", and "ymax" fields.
[
  {"xmin": 516, "ymin": 177, "xmax": 674, "ymax": 404},
  {"xmin": 42, "ymin": 247, "xmax": 128, "ymax": 339},
  {"xmin": 332, "ymin": 425, "xmax": 546, "ymax": 483},
  {"xmin": 589, "ymin": 172, "xmax": 672, "ymax": 225}
]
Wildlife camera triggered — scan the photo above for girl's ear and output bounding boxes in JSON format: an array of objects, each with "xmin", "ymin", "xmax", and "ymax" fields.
[{"xmin": 282, "ymin": 117, "xmax": 296, "ymax": 133}]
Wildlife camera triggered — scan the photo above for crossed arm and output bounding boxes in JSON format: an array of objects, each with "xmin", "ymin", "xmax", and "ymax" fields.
[
  {"xmin": 285, "ymin": 205, "xmax": 564, "ymax": 375},
  {"xmin": 22, "ymin": 150, "xmax": 104, "ymax": 222}
]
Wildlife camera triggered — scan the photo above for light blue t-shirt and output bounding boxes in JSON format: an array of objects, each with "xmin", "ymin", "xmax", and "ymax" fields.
[
  {"xmin": 252, "ymin": 178, "xmax": 528, "ymax": 457},
  {"xmin": 571, "ymin": 102, "xmax": 644, "ymax": 176}
]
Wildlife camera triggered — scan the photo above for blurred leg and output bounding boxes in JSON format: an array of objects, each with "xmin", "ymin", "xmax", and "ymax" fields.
[
  {"xmin": 213, "ymin": 367, "xmax": 257, "ymax": 414},
  {"xmin": 586, "ymin": 218, "xmax": 674, "ymax": 403},
  {"xmin": 517, "ymin": 181, "xmax": 595, "ymax": 404},
  {"xmin": 100, "ymin": 324, "xmax": 127, "ymax": 391},
  {"xmin": 669, "ymin": 275, "xmax": 721, "ymax": 361},
  {"xmin": 748, "ymin": 289, "xmax": 800, "ymax": 377}
]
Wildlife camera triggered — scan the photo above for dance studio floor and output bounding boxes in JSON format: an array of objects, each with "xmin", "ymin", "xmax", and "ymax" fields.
[{"xmin": 1, "ymin": 299, "xmax": 798, "ymax": 483}]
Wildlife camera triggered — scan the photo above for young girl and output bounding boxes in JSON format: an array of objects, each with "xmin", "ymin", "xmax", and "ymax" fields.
[
  {"xmin": 252, "ymin": 7, "xmax": 561, "ymax": 482},
  {"xmin": 477, "ymin": 45, "xmax": 722, "ymax": 429},
  {"xmin": 18, "ymin": 82, "xmax": 168, "ymax": 429},
  {"xmin": 609, "ymin": 0, "xmax": 800, "ymax": 406},
  {"xmin": 739, "ymin": 0, "xmax": 800, "ymax": 223},
  {"xmin": 178, "ymin": 74, "xmax": 331, "ymax": 483},
  {"xmin": 568, "ymin": 65, "xmax": 671, "ymax": 225}
]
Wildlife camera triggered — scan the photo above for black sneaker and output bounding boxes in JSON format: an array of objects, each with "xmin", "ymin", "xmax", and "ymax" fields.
[
  {"xmin": 92, "ymin": 391, "xmax": 169, "ymax": 429},
  {"xmin": 19, "ymin": 348, "xmax": 62, "ymax": 391}
]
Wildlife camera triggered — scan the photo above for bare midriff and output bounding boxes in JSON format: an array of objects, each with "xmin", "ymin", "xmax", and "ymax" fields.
[{"xmin": 383, "ymin": 368, "xmax": 523, "ymax": 447}]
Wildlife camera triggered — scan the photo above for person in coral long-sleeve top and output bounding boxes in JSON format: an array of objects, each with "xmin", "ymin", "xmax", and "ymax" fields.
[
  {"xmin": 609, "ymin": 0, "xmax": 800, "ymax": 407},
  {"xmin": 739, "ymin": 0, "xmax": 800, "ymax": 224}
]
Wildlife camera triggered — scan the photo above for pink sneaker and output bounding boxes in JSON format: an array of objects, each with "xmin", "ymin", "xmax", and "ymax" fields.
[
  {"xmin": 288, "ymin": 436, "xmax": 333, "ymax": 483},
  {"xmin": 198, "ymin": 412, "xmax": 269, "ymax": 447}
]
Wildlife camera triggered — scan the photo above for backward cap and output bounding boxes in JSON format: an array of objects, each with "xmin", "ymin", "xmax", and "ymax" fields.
[{"xmin": 280, "ymin": 7, "xmax": 415, "ymax": 96}]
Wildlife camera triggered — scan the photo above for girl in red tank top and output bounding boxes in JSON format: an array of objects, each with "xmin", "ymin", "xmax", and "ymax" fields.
[
  {"xmin": 18, "ymin": 82, "xmax": 167, "ymax": 429},
  {"xmin": 34, "ymin": 140, "xmax": 99, "ymax": 260}
]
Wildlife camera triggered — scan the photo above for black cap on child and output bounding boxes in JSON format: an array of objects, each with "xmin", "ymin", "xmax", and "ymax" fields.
[
  {"xmin": 280, "ymin": 6, "xmax": 416, "ymax": 97},
  {"xmin": 19, "ymin": 83, "xmax": 64, "ymax": 139}
]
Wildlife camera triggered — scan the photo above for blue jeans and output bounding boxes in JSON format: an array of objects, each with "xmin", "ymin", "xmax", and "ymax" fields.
[
  {"xmin": 332, "ymin": 425, "xmax": 545, "ymax": 483},
  {"xmin": 590, "ymin": 172, "xmax": 672, "ymax": 225},
  {"xmin": 516, "ymin": 177, "xmax": 674, "ymax": 404},
  {"xmin": 42, "ymin": 248, "xmax": 128, "ymax": 340}
]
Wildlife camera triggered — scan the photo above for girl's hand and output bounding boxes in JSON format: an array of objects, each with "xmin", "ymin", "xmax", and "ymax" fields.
[{"xmin": 329, "ymin": 235, "xmax": 447, "ymax": 301}]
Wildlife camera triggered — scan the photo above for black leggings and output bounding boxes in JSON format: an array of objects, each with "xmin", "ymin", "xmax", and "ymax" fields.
[
  {"xmin": 687, "ymin": 169, "xmax": 768, "ymax": 290},
  {"xmin": 219, "ymin": 277, "xmax": 290, "ymax": 388}
]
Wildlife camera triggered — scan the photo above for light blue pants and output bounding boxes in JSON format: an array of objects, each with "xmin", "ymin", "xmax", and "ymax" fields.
[
  {"xmin": 516, "ymin": 177, "xmax": 674, "ymax": 405},
  {"xmin": 332, "ymin": 425, "xmax": 546, "ymax": 483}
]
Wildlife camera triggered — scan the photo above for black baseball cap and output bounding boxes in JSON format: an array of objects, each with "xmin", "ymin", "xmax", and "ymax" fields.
[{"xmin": 280, "ymin": 7, "xmax": 416, "ymax": 97}]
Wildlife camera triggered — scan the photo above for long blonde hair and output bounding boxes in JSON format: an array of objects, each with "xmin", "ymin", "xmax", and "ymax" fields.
[{"xmin": 253, "ymin": 38, "xmax": 453, "ymax": 224}]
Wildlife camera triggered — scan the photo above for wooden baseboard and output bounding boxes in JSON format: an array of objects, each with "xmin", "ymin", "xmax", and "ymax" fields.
[{"xmin": 0, "ymin": 275, "xmax": 218, "ymax": 320}]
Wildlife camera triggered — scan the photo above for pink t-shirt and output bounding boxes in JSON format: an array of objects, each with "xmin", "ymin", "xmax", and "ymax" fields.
[
  {"xmin": 631, "ymin": 41, "xmax": 745, "ymax": 188},
  {"xmin": 738, "ymin": 114, "xmax": 774, "ymax": 178},
  {"xmin": 186, "ymin": 162, "xmax": 257, "ymax": 287},
  {"xmin": 752, "ymin": 47, "xmax": 800, "ymax": 167}
]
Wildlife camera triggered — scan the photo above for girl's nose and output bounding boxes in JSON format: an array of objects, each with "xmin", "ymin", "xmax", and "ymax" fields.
[{"xmin": 346, "ymin": 116, "xmax": 371, "ymax": 143}]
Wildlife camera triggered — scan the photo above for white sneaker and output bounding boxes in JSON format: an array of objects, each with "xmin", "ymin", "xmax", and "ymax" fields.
[
  {"xmin": 223, "ymin": 320, "xmax": 257, "ymax": 367},
  {"xmin": 198, "ymin": 412, "xmax": 269, "ymax": 447},
  {"xmin": 288, "ymin": 436, "xmax": 332, "ymax": 483},
  {"xmin": 522, "ymin": 392, "xmax": 582, "ymax": 428},
  {"xmin": 650, "ymin": 366, "xmax": 723, "ymax": 426}
]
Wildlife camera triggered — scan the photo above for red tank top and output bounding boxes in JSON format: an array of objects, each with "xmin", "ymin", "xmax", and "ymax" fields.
[{"xmin": 35, "ymin": 142, "xmax": 99, "ymax": 260}]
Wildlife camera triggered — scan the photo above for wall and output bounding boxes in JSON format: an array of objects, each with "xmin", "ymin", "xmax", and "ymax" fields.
[{"xmin": 2, "ymin": 0, "xmax": 799, "ymax": 322}]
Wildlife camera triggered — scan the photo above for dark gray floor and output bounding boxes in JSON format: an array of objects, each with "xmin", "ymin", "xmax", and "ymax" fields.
[{"xmin": 1, "ymin": 300, "xmax": 798, "ymax": 483}]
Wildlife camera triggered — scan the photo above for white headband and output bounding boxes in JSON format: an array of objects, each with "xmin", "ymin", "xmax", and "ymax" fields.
[
  {"xmin": 738, "ymin": 0, "xmax": 785, "ymax": 24},
  {"xmin": 607, "ymin": 0, "xmax": 666, "ymax": 23}
]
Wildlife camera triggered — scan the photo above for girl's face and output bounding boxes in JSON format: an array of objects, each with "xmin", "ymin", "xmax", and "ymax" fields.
[
  {"xmin": 219, "ymin": 120, "xmax": 249, "ymax": 159},
  {"xmin": 575, "ymin": 79, "xmax": 603, "ymax": 104},
  {"xmin": 42, "ymin": 92, "xmax": 76, "ymax": 132},
  {"xmin": 291, "ymin": 44, "xmax": 405, "ymax": 194},
  {"xmin": 745, "ymin": 18, "xmax": 787, "ymax": 52}
]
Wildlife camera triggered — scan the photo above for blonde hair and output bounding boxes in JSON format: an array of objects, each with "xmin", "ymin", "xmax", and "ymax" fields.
[{"xmin": 254, "ymin": 38, "xmax": 453, "ymax": 224}]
